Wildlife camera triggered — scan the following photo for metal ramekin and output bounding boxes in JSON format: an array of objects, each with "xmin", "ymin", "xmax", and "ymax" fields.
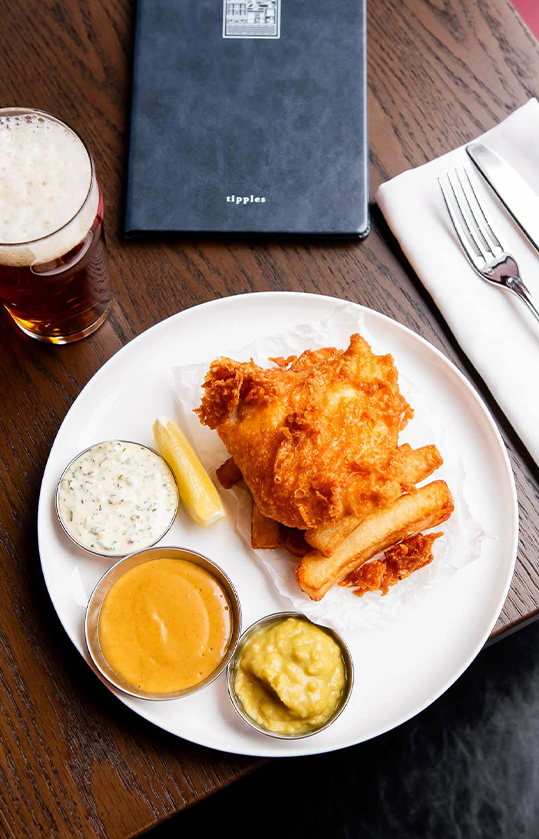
[
  {"xmin": 56, "ymin": 440, "xmax": 179, "ymax": 558},
  {"xmin": 85, "ymin": 545, "xmax": 242, "ymax": 700},
  {"xmin": 227, "ymin": 611, "xmax": 354, "ymax": 740}
]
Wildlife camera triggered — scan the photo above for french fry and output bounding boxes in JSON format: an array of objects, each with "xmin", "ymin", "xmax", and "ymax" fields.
[
  {"xmin": 306, "ymin": 513, "xmax": 372, "ymax": 557},
  {"xmin": 216, "ymin": 456, "xmax": 243, "ymax": 489},
  {"xmin": 251, "ymin": 499, "xmax": 282, "ymax": 549},
  {"xmin": 305, "ymin": 444, "xmax": 443, "ymax": 555},
  {"xmin": 296, "ymin": 480, "xmax": 454, "ymax": 601},
  {"xmin": 281, "ymin": 526, "xmax": 311, "ymax": 558}
]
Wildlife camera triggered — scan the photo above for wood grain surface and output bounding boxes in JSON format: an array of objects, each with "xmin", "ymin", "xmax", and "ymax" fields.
[{"xmin": 1, "ymin": 0, "xmax": 538, "ymax": 836}]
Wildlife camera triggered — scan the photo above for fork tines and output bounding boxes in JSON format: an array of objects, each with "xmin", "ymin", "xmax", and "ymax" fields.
[{"xmin": 438, "ymin": 167, "xmax": 503, "ymax": 267}]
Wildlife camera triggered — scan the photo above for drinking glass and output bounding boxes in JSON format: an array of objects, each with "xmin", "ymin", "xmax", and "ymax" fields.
[{"xmin": 0, "ymin": 107, "xmax": 112, "ymax": 343}]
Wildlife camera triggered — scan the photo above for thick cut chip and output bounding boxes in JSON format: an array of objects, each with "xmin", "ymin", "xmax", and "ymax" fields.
[
  {"xmin": 296, "ymin": 481, "xmax": 454, "ymax": 601},
  {"xmin": 251, "ymin": 500, "xmax": 282, "ymax": 549},
  {"xmin": 305, "ymin": 444, "xmax": 443, "ymax": 555},
  {"xmin": 216, "ymin": 456, "xmax": 243, "ymax": 489},
  {"xmin": 281, "ymin": 526, "xmax": 311, "ymax": 558}
]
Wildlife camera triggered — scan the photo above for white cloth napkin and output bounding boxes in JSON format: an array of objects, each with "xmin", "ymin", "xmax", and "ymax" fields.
[{"xmin": 377, "ymin": 98, "xmax": 539, "ymax": 466}]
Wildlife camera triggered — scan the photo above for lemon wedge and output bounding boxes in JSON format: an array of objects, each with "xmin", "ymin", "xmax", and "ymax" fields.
[{"xmin": 152, "ymin": 416, "xmax": 225, "ymax": 527}]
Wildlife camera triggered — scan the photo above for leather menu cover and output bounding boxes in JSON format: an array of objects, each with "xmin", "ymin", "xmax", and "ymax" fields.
[{"xmin": 125, "ymin": 0, "xmax": 369, "ymax": 238}]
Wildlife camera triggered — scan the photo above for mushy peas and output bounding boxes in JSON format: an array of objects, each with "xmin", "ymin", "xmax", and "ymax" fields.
[
  {"xmin": 98, "ymin": 558, "xmax": 231, "ymax": 694},
  {"xmin": 234, "ymin": 617, "xmax": 346, "ymax": 735}
]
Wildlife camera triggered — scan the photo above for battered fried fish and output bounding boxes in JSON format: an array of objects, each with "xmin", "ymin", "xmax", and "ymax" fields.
[
  {"xmin": 341, "ymin": 531, "xmax": 443, "ymax": 597},
  {"xmin": 196, "ymin": 333, "xmax": 414, "ymax": 529}
]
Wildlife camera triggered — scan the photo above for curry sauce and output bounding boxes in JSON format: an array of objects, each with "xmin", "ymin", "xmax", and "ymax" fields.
[{"xmin": 234, "ymin": 617, "xmax": 345, "ymax": 735}]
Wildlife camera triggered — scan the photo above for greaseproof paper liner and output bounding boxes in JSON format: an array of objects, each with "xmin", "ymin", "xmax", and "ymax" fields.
[{"xmin": 173, "ymin": 304, "xmax": 486, "ymax": 632}]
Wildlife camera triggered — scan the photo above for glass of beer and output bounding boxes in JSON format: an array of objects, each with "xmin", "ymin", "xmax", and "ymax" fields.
[{"xmin": 0, "ymin": 107, "xmax": 112, "ymax": 343}]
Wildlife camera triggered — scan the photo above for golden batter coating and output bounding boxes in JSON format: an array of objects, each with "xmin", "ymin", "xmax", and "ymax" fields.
[{"xmin": 196, "ymin": 333, "xmax": 414, "ymax": 529}]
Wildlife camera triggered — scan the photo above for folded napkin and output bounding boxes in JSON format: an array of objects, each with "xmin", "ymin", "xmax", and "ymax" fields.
[{"xmin": 377, "ymin": 98, "xmax": 539, "ymax": 466}]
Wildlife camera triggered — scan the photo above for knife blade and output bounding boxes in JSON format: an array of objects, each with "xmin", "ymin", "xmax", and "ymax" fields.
[{"xmin": 466, "ymin": 142, "xmax": 539, "ymax": 254}]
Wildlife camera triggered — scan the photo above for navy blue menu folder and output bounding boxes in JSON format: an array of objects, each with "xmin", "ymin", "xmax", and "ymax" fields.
[{"xmin": 125, "ymin": 0, "xmax": 369, "ymax": 238}]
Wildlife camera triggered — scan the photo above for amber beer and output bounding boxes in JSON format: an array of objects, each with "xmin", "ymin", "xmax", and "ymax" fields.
[{"xmin": 0, "ymin": 108, "xmax": 111, "ymax": 343}]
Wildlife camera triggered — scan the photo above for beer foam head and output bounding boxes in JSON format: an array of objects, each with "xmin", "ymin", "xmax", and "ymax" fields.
[{"xmin": 0, "ymin": 111, "xmax": 99, "ymax": 266}]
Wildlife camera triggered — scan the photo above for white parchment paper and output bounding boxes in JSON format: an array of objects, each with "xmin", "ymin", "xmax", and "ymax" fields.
[{"xmin": 173, "ymin": 304, "xmax": 487, "ymax": 632}]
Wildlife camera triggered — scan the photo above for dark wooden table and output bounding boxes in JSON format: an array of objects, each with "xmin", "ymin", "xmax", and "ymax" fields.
[{"xmin": 1, "ymin": 0, "xmax": 539, "ymax": 836}]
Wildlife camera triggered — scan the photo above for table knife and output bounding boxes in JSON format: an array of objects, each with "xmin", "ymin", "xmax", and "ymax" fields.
[{"xmin": 466, "ymin": 142, "xmax": 539, "ymax": 254}]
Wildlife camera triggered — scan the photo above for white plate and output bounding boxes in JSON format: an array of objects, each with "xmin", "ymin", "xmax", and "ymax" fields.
[{"xmin": 38, "ymin": 292, "xmax": 518, "ymax": 757}]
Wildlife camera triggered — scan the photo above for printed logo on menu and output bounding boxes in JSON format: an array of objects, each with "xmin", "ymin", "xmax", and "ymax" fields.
[
  {"xmin": 227, "ymin": 194, "xmax": 266, "ymax": 204},
  {"xmin": 223, "ymin": 0, "xmax": 281, "ymax": 39}
]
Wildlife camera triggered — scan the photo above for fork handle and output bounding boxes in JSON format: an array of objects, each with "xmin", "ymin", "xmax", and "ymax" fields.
[{"xmin": 507, "ymin": 277, "xmax": 539, "ymax": 323}]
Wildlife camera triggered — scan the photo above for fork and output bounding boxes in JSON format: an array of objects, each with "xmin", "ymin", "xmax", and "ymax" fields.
[{"xmin": 439, "ymin": 167, "xmax": 539, "ymax": 323}]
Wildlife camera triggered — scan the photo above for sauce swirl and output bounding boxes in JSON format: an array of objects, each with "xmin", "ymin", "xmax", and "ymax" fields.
[{"xmin": 98, "ymin": 558, "xmax": 232, "ymax": 693}]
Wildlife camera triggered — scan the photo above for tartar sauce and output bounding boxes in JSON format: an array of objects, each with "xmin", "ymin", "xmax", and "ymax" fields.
[{"xmin": 57, "ymin": 441, "xmax": 178, "ymax": 555}]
